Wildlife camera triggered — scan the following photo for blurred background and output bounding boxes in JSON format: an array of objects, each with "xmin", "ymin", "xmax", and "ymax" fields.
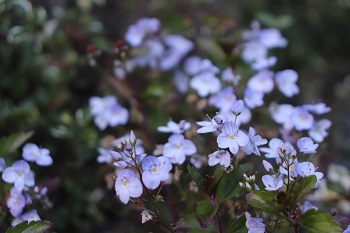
[{"xmin": 1, "ymin": 0, "xmax": 350, "ymax": 232}]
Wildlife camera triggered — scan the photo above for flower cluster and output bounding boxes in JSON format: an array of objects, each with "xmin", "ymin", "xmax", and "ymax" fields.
[
  {"xmin": 89, "ymin": 95, "xmax": 129, "ymax": 130},
  {"xmin": 1, "ymin": 143, "xmax": 52, "ymax": 226},
  {"xmin": 270, "ymin": 102, "xmax": 331, "ymax": 142},
  {"xmin": 114, "ymin": 17, "xmax": 193, "ymax": 79},
  {"xmin": 100, "ymin": 131, "xmax": 173, "ymax": 207},
  {"xmin": 260, "ymin": 136, "xmax": 323, "ymax": 191},
  {"xmin": 197, "ymin": 100, "xmax": 267, "ymax": 168},
  {"xmin": 90, "ymin": 17, "xmax": 341, "ymax": 232}
]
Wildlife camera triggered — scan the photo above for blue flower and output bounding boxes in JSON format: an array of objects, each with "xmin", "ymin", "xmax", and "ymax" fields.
[
  {"xmin": 217, "ymin": 122, "xmax": 249, "ymax": 154},
  {"xmin": 163, "ymin": 134, "xmax": 196, "ymax": 164}
]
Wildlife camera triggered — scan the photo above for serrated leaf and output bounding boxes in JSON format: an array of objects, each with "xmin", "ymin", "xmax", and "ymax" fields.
[
  {"xmin": 246, "ymin": 190, "xmax": 286, "ymax": 215},
  {"xmin": 174, "ymin": 214, "xmax": 215, "ymax": 233},
  {"xmin": 195, "ymin": 200, "xmax": 218, "ymax": 228},
  {"xmin": 6, "ymin": 220, "xmax": 52, "ymax": 233},
  {"xmin": 299, "ymin": 210, "xmax": 342, "ymax": 233},
  {"xmin": 216, "ymin": 164, "xmax": 250, "ymax": 204},
  {"xmin": 0, "ymin": 132, "xmax": 33, "ymax": 157},
  {"xmin": 288, "ymin": 176, "xmax": 317, "ymax": 206},
  {"xmin": 188, "ymin": 164, "xmax": 203, "ymax": 189},
  {"xmin": 227, "ymin": 215, "xmax": 248, "ymax": 233}
]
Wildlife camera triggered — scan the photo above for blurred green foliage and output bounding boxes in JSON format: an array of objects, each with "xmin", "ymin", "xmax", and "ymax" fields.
[{"xmin": 0, "ymin": 0, "xmax": 350, "ymax": 232}]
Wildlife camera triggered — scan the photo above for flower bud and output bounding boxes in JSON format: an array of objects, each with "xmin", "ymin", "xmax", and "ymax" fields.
[
  {"xmin": 263, "ymin": 160, "xmax": 273, "ymax": 172},
  {"xmin": 129, "ymin": 130, "xmax": 137, "ymax": 145},
  {"xmin": 276, "ymin": 157, "xmax": 282, "ymax": 166},
  {"xmin": 245, "ymin": 182, "xmax": 252, "ymax": 191},
  {"xmin": 232, "ymin": 99, "xmax": 244, "ymax": 116}
]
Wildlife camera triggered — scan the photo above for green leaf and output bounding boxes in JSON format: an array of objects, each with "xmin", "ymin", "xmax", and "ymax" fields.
[
  {"xmin": 175, "ymin": 214, "xmax": 215, "ymax": 233},
  {"xmin": 299, "ymin": 210, "xmax": 342, "ymax": 233},
  {"xmin": 6, "ymin": 220, "xmax": 52, "ymax": 233},
  {"xmin": 288, "ymin": 176, "xmax": 317, "ymax": 206},
  {"xmin": 246, "ymin": 190, "xmax": 286, "ymax": 215},
  {"xmin": 216, "ymin": 164, "xmax": 250, "ymax": 204},
  {"xmin": 227, "ymin": 215, "xmax": 248, "ymax": 233},
  {"xmin": 0, "ymin": 132, "xmax": 33, "ymax": 157},
  {"xmin": 197, "ymin": 38, "xmax": 226, "ymax": 62},
  {"xmin": 195, "ymin": 200, "xmax": 218, "ymax": 228},
  {"xmin": 188, "ymin": 164, "xmax": 203, "ymax": 189},
  {"xmin": 256, "ymin": 12, "xmax": 293, "ymax": 29}
]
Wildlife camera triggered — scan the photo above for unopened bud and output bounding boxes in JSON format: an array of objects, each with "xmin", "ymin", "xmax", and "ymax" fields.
[
  {"xmin": 125, "ymin": 144, "xmax": 133, "ymax": 152},
  {"xmin": 232, "ymin": 99, "xmax": 244, "ymax": 116},
  {"xmin": 243, "ymin": 173, "xmax": 249, "ymax": 181},
  {"xmin": 290, "ymin": 170, "xmax": 298, "ymax": 179},
  {"xmin": 129, "ymin": 130, "xmax": 137, "ymax": 145},
  {"xmin": 120, "ymin": 138, "xmax": 127, "ymax": 146},
  {"xmin": 249, "ymin": 175, "xmax": 256, "ymax": 182},
  {"xmin": 263, "ymin": 160, "xmax": 273, "ymax": 172},
  {"xmin": 276, "ymin": 157, "xmax": 282, "ymax": 166},
  {"xmin": 245, "ymin": 182, "xmax": 252, "ymax": 191},
  {"xmin": 213, "ymin": 115, "xmax": 223, "ymax": 125},
  {"xmin": 179, "ymin": 120, "xmax": 187, "ymax": 132}
]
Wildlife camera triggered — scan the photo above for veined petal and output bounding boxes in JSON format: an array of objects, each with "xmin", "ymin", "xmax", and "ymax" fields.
[
  {"xmin": 217, "ymin": 134, "xmax": 230, "ymax": 148},
  {"xmin": 142, "ymin": 156, "xmax": 157, "ymax": 171},
  {"xmin": 229, "ymin": 142, "xmax": 239, "ymax": 154},
  {"xmin": 24, "ymin": 171, "xmax": 35, "ymax": 187},
  {"xmin": 14, "ymin": 178, "xmax": 25, "ymax": 192},
  {"xmin": 2, "ymin": 167, "xmax": 17, "ymax": 183},
  {"xmin": 269, "ymin": 138, "xmax": 284, "ymax": 149},
  {"xmin": 142, "ymin": 172, "xmax": 160, "ymax": 190},
  {"xmin": 314, "ymin": 172, "xmax": 324, "ymax": 180},
  {"xmin": 197, "ymin": 124, "xmax": 217, "ymax": 133},
  {"xmin": 196, "ymin": 121, "xmax": 211, "ymax": 127},
  {"xmin": 174, "ymin": 153, "xmax": 186, "ymax": 164},
  {"xmin": 222, "ymin": 122, "xmax": 238, "ymax": 135},
  {"xmin": 118, "ymin": 186, "xmax": 130, "ymax": 204},
  {"xmin": 162, "ymin": 143, "xmax": 175, "ymax": 158},
  {"xmin": 254, "ymin": 136, "xmax": 268, "ymax": 146},
  {"xmin": 236, "ymin": 131, "xmax": 249, "ymax": 146},
  {"xmin": 128, "ymin": 177, "xmax": 143, "ymax": 197},
  {"xmin": 36, "ymin": 154, "xmax": 53, "ymax": 166},
  {"xmin": 208, "ymin": 154, "xmax": 220, "ymax": 166},
  {"xmin": 182, "ymin": 140, "xmax": 196, "ymax": 155},
  {"xmin": 13, "ymin": 160, "xmax": 30, "ymax": 174},
  {"xmin": 168, "ymin": 134, "xmax": 184, "ymax": 144},
  {"xmin": 157, "ymin": 156, "xmax": 172, "ymax": 172}
]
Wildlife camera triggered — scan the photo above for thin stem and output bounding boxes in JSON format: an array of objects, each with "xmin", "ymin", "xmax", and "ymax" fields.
[
  {"xmin": 284, "ymin": 211, "xmax": 299, "ymax": 233},
  {"xmin": 210, "ymin": 195, "xmax": 223, "ymax": 233},
  {"xmin": 131, "ymin": 150, "xmax": 172, "ymax": 233},
  {"xmin": 286, "ymin": 161, "xmax": 291, "ymax": 193}
]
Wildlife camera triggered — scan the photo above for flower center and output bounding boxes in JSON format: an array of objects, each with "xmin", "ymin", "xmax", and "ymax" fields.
[
  {"xmin": 151, "ymin": 165, "xmax": 158, "ymax": 173},
  {"xmin": 229, "ymin": 134, "xmax": 235, "ymax": 140},
  {"xmin": 122, "ymin": 178, "xmax": 128, "ymax": 186},
  {"xmin": 175, "ymin": 144, "xmax": 182, "ymax": 150}
]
